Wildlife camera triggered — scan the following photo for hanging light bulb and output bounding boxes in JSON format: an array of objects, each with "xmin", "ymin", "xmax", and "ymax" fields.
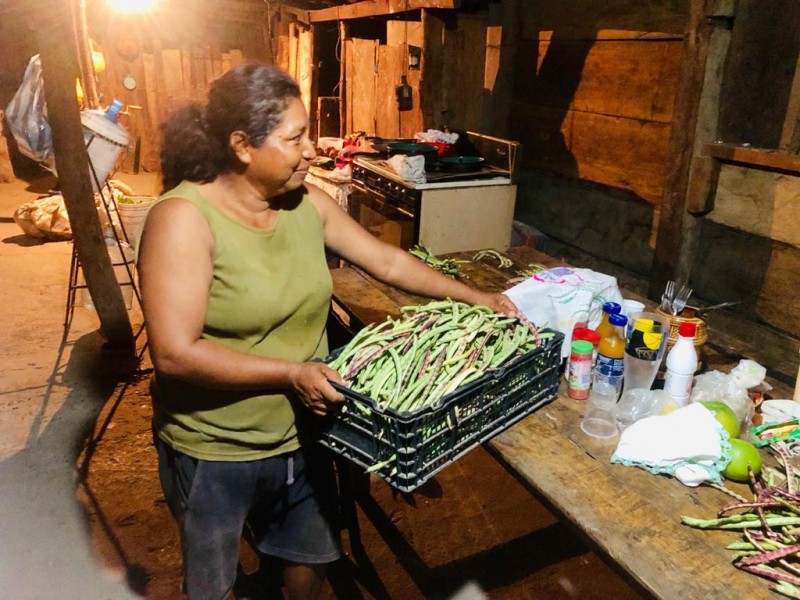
[
  {"xmin": 90, "ymin": 40, "xmax": 106, "ymax": 73},
  {"xmin": 107, "ymin": 0, "xmax": 158, "ymax": 14}
]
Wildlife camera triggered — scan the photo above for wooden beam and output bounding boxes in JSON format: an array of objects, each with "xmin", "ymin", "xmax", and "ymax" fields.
[
  {"xmin": 649, "ymin": 1, "xmax": 715, "ymax": 300},
  {"xmin": 36, "ymin": 0, "xmax": 134, "ymax": 348},
  {"xmin": 309, "ymin": 0, "xmax": 460, "ymax": 23},
  {"xmin": 780, "ymin": 58, "xmax": 800, "ymax": 154},
  {"xmin": 703, "ymin": 142, "xmax": 800, "ymax": 174}
]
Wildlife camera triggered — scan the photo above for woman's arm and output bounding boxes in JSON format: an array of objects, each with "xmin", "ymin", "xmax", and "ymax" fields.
[
  {"xmin": 137, "ymin": 197, "xmax": 342, "ymax": 415},
  {"xmin": 307, "ymin": 185, "xmax": 518, "ymax": 316}
]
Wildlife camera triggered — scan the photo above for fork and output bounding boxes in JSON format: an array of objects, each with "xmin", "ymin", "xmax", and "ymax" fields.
[
  {"xmin": 672, "ymin": 284, "xmax": 692, "ymax": 316},
  {"xmin": 659, "ymin": 280, "xmax": 675, "ymax": 313}
]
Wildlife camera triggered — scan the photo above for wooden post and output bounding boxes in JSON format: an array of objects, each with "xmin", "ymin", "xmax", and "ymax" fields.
[
  {"xmin": 648, "ymin": 1, "xmax": 715, "ymax": 301},
  {"xmin": 73, "ymin": 0, "xmax": 99, "ymax": 109},
  {"xmin": 36, "ymin": 0, "xmax": 134, "ymax": 348}
]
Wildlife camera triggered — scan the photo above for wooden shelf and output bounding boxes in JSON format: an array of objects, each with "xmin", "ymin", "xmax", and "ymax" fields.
[{"xmin": 703, "ymin": 142, "xmax": 800, "ymax": 175}]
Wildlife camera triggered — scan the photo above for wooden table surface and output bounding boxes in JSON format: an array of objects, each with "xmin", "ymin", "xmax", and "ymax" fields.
[{"xmin": 330, "ymin": 247, "xmax": 773, "ymax": 599}]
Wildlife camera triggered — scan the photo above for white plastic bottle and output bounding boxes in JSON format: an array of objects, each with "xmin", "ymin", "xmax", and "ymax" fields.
[{"xmin": 663, "ymin": 322, "xmax": 698, "ymax": 406}]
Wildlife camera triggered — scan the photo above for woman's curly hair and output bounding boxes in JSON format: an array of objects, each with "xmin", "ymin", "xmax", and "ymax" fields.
[{"xmin": 160, "ymin": 63, "xmax": 301, "ymax": 192}]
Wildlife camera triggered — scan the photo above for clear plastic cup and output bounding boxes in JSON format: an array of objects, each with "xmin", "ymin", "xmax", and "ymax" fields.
[
  {"xmin": 622, "ymin": 311, "xmax": 669, "ymax": 395},
  {"xmin": 580, "ymin": 372, "xmax": 622, "ymax": 439}
]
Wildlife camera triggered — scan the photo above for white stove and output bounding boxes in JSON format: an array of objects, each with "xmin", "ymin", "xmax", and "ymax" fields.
[{"xmin": 349, "ymin": 133, "xmax": 521, "ymax": 255}]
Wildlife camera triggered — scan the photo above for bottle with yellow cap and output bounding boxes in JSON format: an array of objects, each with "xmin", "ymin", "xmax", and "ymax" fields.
[{"xmin": 621, "ymin": 317, "xmax": 665, "ymax": 394}]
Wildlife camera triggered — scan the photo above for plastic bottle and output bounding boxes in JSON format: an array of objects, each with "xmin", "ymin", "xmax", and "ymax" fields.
[
  {"xmin": 595, "ymin": 302, "xmax": 622, "ymax": 340},
  {"xmin": 567, "ymin": 340, "xmax": 594, "ymax": 400},
  {"xmin": 104, "ymin": 99, "xmax": 124, "ymax": 123},
  {"xmin": 596, "ymin": 313, "xmax": 627, "ymax": 378},
  {"xmin": 564, "ymin": 327, "xmax": 601, "ymax": 381},
  {"xmin": 663, "ymin": 322, "xmax": 698, "ymax": 407}
]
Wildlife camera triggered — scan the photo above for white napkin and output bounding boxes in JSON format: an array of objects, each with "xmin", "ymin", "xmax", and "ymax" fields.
[
  {"xmin": 610, "ymin": 403, "xmax": 729, "ymax": 487},
  {"xmin": 386, "ymin": 154, "xmax": 426, "ymax": 184}
]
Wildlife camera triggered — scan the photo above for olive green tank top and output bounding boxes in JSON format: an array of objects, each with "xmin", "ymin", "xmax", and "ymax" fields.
[{"xmin": 148, "ymin": 181, "xmax": 332, "ymax": 461}]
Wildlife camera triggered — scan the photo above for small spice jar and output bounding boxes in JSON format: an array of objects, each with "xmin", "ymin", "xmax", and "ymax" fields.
[
  {"xmin": 565, "ymin": 327, "xmax": 601, "ymax": 381},
  {"xmin": 568, "ymin": 340, "xmax": 594, "ymax": 400}
]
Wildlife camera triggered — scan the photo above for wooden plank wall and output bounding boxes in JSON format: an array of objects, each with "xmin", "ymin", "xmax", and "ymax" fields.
[
  {"xmin": 512, "ymin": 1, "xmax": 688, "ymax": 206},
  {"xmin": 89, "ymin": 0, "xmax": 270, "ymax": 175},
  {"xmin": 343, "ymin": 19, "xmax": 424, "ymax": 138}
]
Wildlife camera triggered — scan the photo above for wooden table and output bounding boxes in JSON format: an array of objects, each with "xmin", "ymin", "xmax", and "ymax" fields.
[{"xmin": 330, "ymin": 247, "xmax": 773, "ymax": 599}]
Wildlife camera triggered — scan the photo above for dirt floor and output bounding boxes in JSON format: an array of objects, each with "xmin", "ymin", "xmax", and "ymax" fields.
[{"xmin": 0, "ymin": 168, "xmax": 644, "ymax": 599}]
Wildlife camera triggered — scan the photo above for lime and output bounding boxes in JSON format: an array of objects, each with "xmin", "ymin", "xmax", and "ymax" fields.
[
  {"xmin": 701, "ymin": 400, "xmax": 741, "ymax": 439},
  {"xmin": 723, "ymin": 438, "xmax": 762, "ymax": 482}
]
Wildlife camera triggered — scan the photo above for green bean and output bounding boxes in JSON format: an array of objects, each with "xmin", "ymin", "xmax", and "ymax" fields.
[{"xmin": 328, "ymin": 299, "xmax": 546, "ymax": 414}]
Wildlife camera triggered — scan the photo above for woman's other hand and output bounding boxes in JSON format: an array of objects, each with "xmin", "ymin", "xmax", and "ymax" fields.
[{"xmin": 288, "ymin": 362, "xmax": 345, "ymax": 416}]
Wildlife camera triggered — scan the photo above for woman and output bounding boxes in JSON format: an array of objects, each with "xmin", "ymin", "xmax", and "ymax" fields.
[{"xmin": 138, "ymin": 63, "xmax": 517, "ymax": 600}]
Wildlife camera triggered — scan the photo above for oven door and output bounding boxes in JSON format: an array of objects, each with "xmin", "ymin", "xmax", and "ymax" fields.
[{"xmin": 349, "ymin": 180, "xmax": 418, "ymax": 250}]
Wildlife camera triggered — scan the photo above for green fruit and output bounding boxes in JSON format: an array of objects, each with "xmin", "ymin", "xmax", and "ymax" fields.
[
  {"xmin": 723, "ymin": 438, "xmax": 762, "ymax": 482},
  {"xmin": 701, "ymin": 400, "xmax": 741, "ymax": 438}
]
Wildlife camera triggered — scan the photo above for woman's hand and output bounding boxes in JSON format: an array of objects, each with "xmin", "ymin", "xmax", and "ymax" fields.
[
  {"xmin": 472, "ymin": 290, "xmax": 522, "ymax": 318},
  {"xmin": 287, "ymin": 362, "xmax": 345, "ymax": 417}
]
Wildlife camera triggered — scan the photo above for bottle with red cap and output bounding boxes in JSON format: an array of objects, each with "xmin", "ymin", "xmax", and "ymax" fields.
[
  {"xmin": 564, "ymin": 327, "xmax": 601, "ymax": 381},
  {"xmin": 663, "ymin": 322, "xmax": 698, "ymax": 407}
]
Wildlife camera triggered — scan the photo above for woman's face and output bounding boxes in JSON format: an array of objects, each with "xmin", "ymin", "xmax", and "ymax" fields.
[{"xmin": 245, "ymin": 96, "xmax": 316, "ymax": 196}]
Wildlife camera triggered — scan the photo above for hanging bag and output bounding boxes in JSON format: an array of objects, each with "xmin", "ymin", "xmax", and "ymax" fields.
[{"xmin": 5, "ymin": 55, "xmax": 54, "ymax": 167}]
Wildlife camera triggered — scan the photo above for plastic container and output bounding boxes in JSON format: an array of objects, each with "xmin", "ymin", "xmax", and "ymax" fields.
[
  {"xmin": 318, "ymin": 330, "xmax": 564, "ymax": 492},
  {"xmin": 596, "ymin": 302, "xmax": 622, "ymax": 340},
  {"xmin": 416, "ymin": 140, "xmax": 455, "ymax": 157},
  {"xmin": 567, "ymin": 340, "xmax": 594, "ymax": 400},
  {"xmin": 117, "ymin": 195, "xmax": 156, "ymax": 250},
  {"xmin": 622, "ymin": 312, "xmax": 669, "ymax": 395},
  {"xmin": 663, "ymin": 322, "xmax": 698, "ymax": 407},
  {"xmin": 80, "ymin": 110, "xmax": 129, "ymax": 192},
  {"xmin": 104, "ymin": 99, "xmax": 124, "ymax": 124},
  {"xmin": 564, "ymin": 327, "xmax": 600, "ymax": 381},
  {"xmin": 655, "ymin": 307, "xmax": 708, "ymax": 371},
  {"xmin": 596, "ymin": 313, "xmax": 627, "ymax": 378}
]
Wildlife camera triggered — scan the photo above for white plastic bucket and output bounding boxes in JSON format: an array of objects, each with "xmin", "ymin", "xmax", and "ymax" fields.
[
  {"xmin": 80, "ymin": 110, "xmax": 129, "ymax": 192},
  {"xmin": 117, "ymin": 195, "xmax": 156, "ymax": 249},
  {"xmin": 81, "ymin": 240, "xmax": 135, "ymax": 311}
]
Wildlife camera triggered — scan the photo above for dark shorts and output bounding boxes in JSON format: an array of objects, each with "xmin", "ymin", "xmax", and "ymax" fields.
[{"xmin": 155, "ymin": 437, "xmax": 341, "ymax": 600}]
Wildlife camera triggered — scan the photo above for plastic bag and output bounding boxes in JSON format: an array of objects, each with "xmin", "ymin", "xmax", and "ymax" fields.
[
  {"xmin": 5, "ymin": 55, "xmax": 54, "ymax": 166},
  {"xmin": 689, "ymin": 359, "xmax": 767, "ymax": 429},
  {"xmin": 504, "ymin": 267, "xmax": 624, "ymax": 357},
  {"xmin": 13, "ymin": 194, "xmax": 71, "ymax": 240},
  {"xmin": 615, "ymin": 389, "xmax": 678, "ymax": 430}
]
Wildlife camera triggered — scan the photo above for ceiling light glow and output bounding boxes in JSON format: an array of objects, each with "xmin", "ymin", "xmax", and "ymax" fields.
[{"xmin": 107, "ymin": 0, "xmax": 158, "ymax": 14}]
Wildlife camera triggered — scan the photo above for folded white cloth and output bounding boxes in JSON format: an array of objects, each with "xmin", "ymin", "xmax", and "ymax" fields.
[
  {"xmin": 610, "ymin": 403, "xmax": 730, "ymax": 487},
  {"xmin": 386, "ymin": 154, "xmax": 426, "ymax": 184}
]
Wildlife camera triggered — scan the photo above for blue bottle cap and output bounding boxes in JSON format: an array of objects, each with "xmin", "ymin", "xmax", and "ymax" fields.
[
  {"xmin": 602, "ymin": 302, "xmax": 621, "ymax": 315},
  {"xmin": 104, "ymin": 99, "xmax": 124, "ymax": 123},
  {"xmin": 608, "ymin": 313, "xmax": 628, "ymax": 327}
]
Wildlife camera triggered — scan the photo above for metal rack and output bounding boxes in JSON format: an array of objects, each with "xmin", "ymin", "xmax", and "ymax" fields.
[{"xmin": 64, "ymin": 152, "xmax": 143, "ymax": 339}]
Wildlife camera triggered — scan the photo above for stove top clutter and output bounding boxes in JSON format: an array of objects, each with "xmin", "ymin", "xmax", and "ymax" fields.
[
  {"xmin": 358, "ymin": 156, "xmax": 510, "ymax": 184},
  {"xmin": 317, "ymin": 130, "xmax": 521, "ymax": 190}
]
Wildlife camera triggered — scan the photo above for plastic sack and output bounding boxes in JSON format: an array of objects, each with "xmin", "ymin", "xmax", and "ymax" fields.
[
  {"xmin": 615, "ymin": 389, "xmax": 678, "ymax": 431},
  {"xmin": 5, "ymin": 55, "xmax": 54, "ymax": 167},
  {"xmin": 12, "ymin": 180, "xmax": 135, "ymax": 241},
  {"xmin": 504, "ymin": 267, "xmax": 624, "ymax": 357},
  {"xmin": 13, "ymin": 194, "xmax": 72, "ymax": 240},
  {"xmin": 689, "ymin": 359, "xmax": 767, "ymax": 429}
]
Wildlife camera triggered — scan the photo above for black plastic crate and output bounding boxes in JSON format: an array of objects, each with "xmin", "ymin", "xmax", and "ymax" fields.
[{"xmin": 318, "ymin": 329, "xmax": 564, "ymax": 493}]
